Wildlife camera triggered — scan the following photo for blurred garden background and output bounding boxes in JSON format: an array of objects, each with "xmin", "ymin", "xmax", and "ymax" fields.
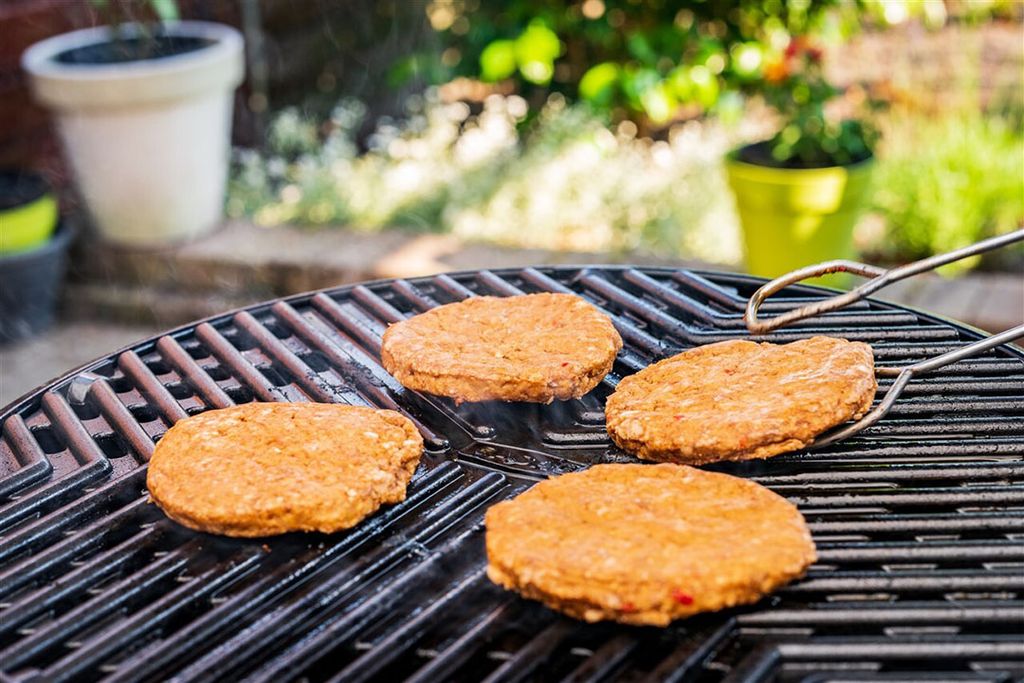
[
  {"xmin": 220, "ymin": 0, "xmax": 1023, "ymax": 271},
  {"xmin": 1, "ymin": 0, "xmax": 1022, "ymax": 404}
]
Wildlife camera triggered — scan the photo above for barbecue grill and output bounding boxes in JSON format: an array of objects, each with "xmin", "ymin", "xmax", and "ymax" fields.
[{"xmin": 1, "ymin": 265, "xmax": 1022, "ymax": 682}]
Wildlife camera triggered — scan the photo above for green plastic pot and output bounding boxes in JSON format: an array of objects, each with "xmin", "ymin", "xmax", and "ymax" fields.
[
  {"xmin": 0, "ymin": 170, "xmax": 58, "ymax": 254},
  {"xmin": 725, "ymin": 150, "xmax": 874, "ymax": 285}
]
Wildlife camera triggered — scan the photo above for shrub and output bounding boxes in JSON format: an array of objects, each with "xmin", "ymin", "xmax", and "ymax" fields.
[
  {"xmin": 227, "ymin": 91, "xmax": 744, "ymax": 265},
  {"xmin": 868, "ymin": 111, "xmax": 1023, "ymax": 272}
]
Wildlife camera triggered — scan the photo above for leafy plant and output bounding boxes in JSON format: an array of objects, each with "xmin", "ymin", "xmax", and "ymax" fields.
[
  {"xmin": 88, "ymin": 0, "xmax": 180, "ymax": 59},
  {"xmin": 745, "ymin": 36, "xmax": 876, "ymax": 167},
  {"xmin": 867, "ymin": 111, "xmax": 1023, "ymax": 272},
  {"xmin": 89, "ymin": 0, "xmax": 179, "ymax": 26},
  {"xmin": 228, "ymin": 92, "xmax": 743, "ymax": 264},
  {"xmin": 404, "ymin": 0, "xmax": 868, "ymax": 127}
]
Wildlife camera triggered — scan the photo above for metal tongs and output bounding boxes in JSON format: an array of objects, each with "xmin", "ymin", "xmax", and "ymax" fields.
[{"xmin": 743, "ymin": 229, "xmax": 1024, "ymax": 449}]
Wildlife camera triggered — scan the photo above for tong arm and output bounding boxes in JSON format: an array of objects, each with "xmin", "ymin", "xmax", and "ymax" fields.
[{"xmin": 745, "ymin": 229, "xmax": 1024, "ymax": 335}]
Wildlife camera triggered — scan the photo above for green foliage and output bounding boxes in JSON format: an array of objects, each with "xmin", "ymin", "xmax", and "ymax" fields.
[
  {"xmin": 89, "ymin": 0, "xmax": 179, "ymax": 24},
  {"xmin": 413, "ymin": 0, "xmax": 866, "ymax": 125},
  {"xmin": 753, "ymin": 38, "xmax": 876, "ymax": 167},
  {"xmin": 869, "ymin": 111, "xmax": 1024, "ymax": 272},
  {"xmin": 228, "ymin": 92, "xmax": 743, "ymax": 264}
]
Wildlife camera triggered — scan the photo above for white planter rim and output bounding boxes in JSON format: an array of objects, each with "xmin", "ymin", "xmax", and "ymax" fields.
[{"xmin": 22, "ymin": 21, "xmax": 244, "ymax": 110}]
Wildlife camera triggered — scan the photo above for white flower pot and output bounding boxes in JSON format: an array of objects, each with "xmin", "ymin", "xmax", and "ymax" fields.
[{"xmin": 22, "ymin": 22, "xmax": 244, "ymax": 247}]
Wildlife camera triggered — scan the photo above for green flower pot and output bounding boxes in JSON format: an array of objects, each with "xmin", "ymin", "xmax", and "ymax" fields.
[
  {"xmin": 725, "ymin": 150, "xmax": 874, "ymax": 285},
  {"xmin": 0, "ymin": 170, "xmax": 58, "ymax": 254}
]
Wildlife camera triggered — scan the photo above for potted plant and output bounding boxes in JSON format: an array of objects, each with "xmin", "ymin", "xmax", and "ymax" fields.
[
  {"xmin": 20, "ymin": 0, "xmax": 244, "ymax": 247},
  {"xmin": 0, "ymin": 169, "xmax": 72, "ymax": 343},
  {"xmin": 725, "ymin": 37, "xmax": 877, "ymax": 280}
]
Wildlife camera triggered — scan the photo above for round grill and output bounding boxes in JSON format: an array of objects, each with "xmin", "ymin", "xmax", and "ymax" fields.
[{"xmin": 1, "ymin": 266, "xmax": 1022, "ymax": 682}]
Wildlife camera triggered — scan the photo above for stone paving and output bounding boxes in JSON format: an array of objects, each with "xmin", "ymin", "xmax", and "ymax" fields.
[
  {"xmin": 3, "ymin": 220, "xmax": 1020, "ymax": 410},
  {"xmin": 0, "ymin": 321, "xmax": 162, "ymax": 407},
  {"xmin": 66, "ymin": 220, "xmax": 1022, "ymax": 332}
]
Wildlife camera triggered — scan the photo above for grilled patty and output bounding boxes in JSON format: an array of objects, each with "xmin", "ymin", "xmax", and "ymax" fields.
[
  {"xmin": 147, "ymin": 403, "xmax": 423, "ymax": 537},
  {"xmin": 381, "ymin": 293, "xmax": 622, "ymax": 403},
  {"xmin": 485, "ymin": 463, "xmax": 817, "ymax": 626},
  {"xmin": 605, "ymin": 336, "xmax": 876, "ymax": 464}
]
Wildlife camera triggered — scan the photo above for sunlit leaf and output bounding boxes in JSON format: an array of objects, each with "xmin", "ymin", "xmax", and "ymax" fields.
[
  {"xmin": 626, "ymin": 33, "xmax": 657, "ymax": 64},
  {"xmin": 687, "ymin": 65, "xmax": 719, "ymax": 108},
  {"xmin": 640, "ymin": 82, "xmax": 675, "ymax": 123},
  {"xmin": 479, "ymin": 40, "xmax": 517, "ymax": 82},
  {"xmin": 667, "ymin": 65, "xmax": 693, "ymax": 102},
  {"xmin": 579, "ymin": 62, "xmax": 620, "ymax": 104},
  {"xmin": 730, "ymin": 43, "xmax": 763, "ymax": 78},
  {"xmin": 514, "ymin": 23, "xmax": 561, "ymax": 65},
  {"xmin": 151, "ymin": 0, "xmax": 179, "ymax": 22},
  {"xmin": 519, "ymin": 60, "xmax": 554, "ymax": 85}
]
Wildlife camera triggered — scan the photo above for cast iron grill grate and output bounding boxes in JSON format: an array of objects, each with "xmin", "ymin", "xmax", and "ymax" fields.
[{"xmin": 0, "ymin": 266, "xmax": 1022, "ymax": 683}]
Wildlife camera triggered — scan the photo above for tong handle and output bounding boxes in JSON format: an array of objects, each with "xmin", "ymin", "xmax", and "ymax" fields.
[
  {"xmin": 745, "ymin": 229, "xmax": 1024, "ymax": 335},
  {"xmin": 741, "ymin": 229, "xmax": 1024, "ymax": 450},
  {"xmin": 811, "ymin": 323, "xmax": 1024, "ymax": 449}
]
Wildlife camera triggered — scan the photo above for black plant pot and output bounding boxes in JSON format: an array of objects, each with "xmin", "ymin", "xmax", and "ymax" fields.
[{"xmin": 0, "ymin": 220, "xmax": 74, "ymax": 343}]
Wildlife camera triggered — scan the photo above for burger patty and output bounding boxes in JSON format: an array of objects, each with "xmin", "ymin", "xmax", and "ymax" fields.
[
  {"xmin": 146, "ymin": 402, "xmax": 423, "ymax": 537},
  {"xmin": 605, "ymin": 336, "xmax": 876, "ymax": 464},
  {"xmin": 381, "ymin": 293, "xmax": 622, "ymax": 403},
  {"xmin": 485, "ymin": 463, "xmax": 817, "ymax": 626}
]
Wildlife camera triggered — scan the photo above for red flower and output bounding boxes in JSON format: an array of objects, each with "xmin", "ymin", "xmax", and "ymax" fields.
[{"xmin": 784, "ymin": 36, "xmax": 807, "ymax": 59}]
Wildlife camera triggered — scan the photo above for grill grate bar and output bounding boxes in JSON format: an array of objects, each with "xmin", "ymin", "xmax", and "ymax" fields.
[
  {"xmin": 154, "ymin": 336, "xmax": 234, "ymax": 410},
  {"xmin": 433, "ymin": 272, "xmax": 476, "ymax": 300},
  {"xmin": 350, "ymin": 285, "xmax": 404, "ymax": 323},
  {"xmin": 557, "ymin": 632, "xmax": 639, "ymax": 683},
  {"xmin": 117, "ymin": 349, "xmax": 191, "ymax": 422},
  {"xmin": 791, "ymin": 487, "xmax": 1024, "ymax": 509},
  {"xmin": 41, "ymin": 392, "xmax": 108, "ymax": 467},
  {"xmin": 41, "ymin": 548, "xmax": 263, "ymax": 683},
  {"xmin": 88, "ymin": 380, "xmax": 154, "ymax": 462},
  {"xmin": 391, "ymin": 279, "xmax": 444, "ymax": 310},
  {"xmin": 0, "ymin": 496, "xmax": 155, "ymax": 601},
  {"xmin": 194, "ymin": 322, "xmax": 284, "ymax": 402},
  {"xmin": 326, "ymin": 567, "xmax": 492, "ymax": 683},
  {"xmin": 758, "ymin": 462, "xmax": 1023, "ymax": 485},
  {"xmin": 0, "ymin": 415, "xmax": 51, "ymax": 501},
  {"xmin": 671, "ymin": 270, "xmax": 873, "ymax": 312},
  {"xmin": 315, "ymin": 292, "xmax": 389, "ymax": 353},
  {"xmin": 785, "ymin": 570, "xmax": 1024, "ymax": 594},
  {"xmin": 642, "ymin": 619, "xmax": 738, "ymax": 683},
  {"xmin": 270, "ymin": 301, "xmax": 446, "ymax": 448},
  {"xmin": 476, "ymin": 270, "xmax": 526, "ymax": 297},
  {"xmin": 0, "ymin": 540, "xmax": 197, "ymax": 671},
  {"xmin": 402, "ymin": 601, "xmax": 518, "ymax": 683},
  {"xmin": 807, "ymin": 514, "xmax": 1024, "ymax": 534},
  {"xmin": 0, "ymin": 525, "xmax": 161, "ymax": 639},
  {"xmin": 0, "ymin": 468, "xmax": 148, "ymax": 565},
  {"xmin": 579, "ymin": 273, "xmax": 958, "ymax": 343},
  {"xmin": 482, "ymin": 620, "xmax": 576, "ymax": 683},
  {"xmin": 171, "ymin": 472, "xmax": 508, "ymax": 682},
  {"xmin": 234, "ymin": 310, "xmax": 351, "ymax": 404},
  {"xmin": 247, "ymin": 527, "xmax": 487, "ymax": 683},
  {"xmin": 624, "ymin": 268, "xmax": 920, "ymax": 329},
  {"xmin": 777, "ymin": 638, "xmax": 1024, "ymax": 660},
  {"xmin": 737, "ymin": 604, "xmax": 1024, "ymax": 626},
  {"xmin": 0, "ymin": 456, "xmax": 113, "ymax": 533},
  {"xmin": 816, "ymin": 541, "xmax": 1024, "ymax": 563}
]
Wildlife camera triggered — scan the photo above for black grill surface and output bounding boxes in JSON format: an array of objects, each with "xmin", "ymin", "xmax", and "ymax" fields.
[{"xmin": 1, "ymin": 266, "xmax": 1022, "ymax": 683}]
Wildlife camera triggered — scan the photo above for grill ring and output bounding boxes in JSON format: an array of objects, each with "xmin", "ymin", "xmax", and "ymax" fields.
[{"xmin": 1, "ymin": 266, "xmax": 1022, "ymax": 682}]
